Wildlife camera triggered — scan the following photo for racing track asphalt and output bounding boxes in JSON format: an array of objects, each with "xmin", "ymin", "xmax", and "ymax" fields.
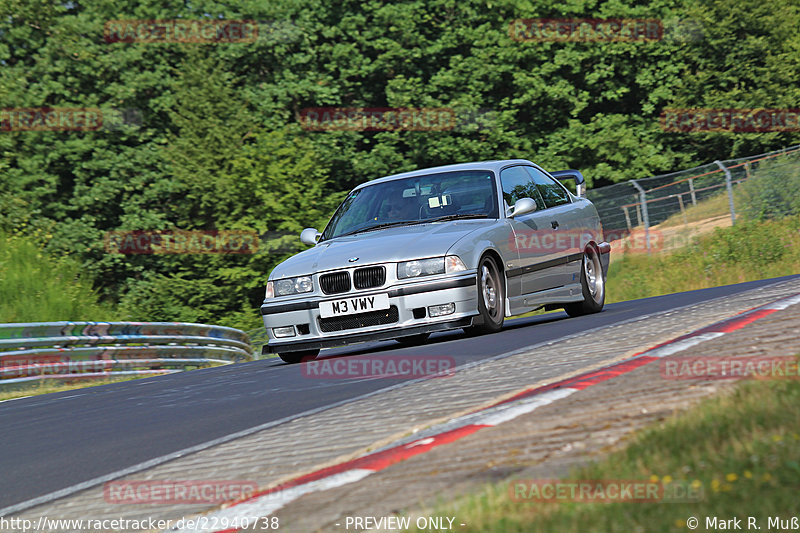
[{"xmin": 1, "ymin": 275, "xmax": 797, "ymax": 512}]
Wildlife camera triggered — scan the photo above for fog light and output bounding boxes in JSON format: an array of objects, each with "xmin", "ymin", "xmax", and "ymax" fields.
[
  {"xmin": 273, "ymin": 326, "xmax": 296, "ymax": 338},
  {"xmin": 428, "ymin": 303, "xmax": 455, "ymax": 317}
]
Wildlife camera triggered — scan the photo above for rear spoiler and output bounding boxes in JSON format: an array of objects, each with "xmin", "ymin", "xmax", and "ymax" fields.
[{"xmin": 550, "ymin": 169, "xmax": 586, "ymax": 197}]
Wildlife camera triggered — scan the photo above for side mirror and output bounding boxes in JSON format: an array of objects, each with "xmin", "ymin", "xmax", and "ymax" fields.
[
  {"xmin": 509, "ymin": 197, "xmax": 538, "ymax": 218},
  {"xmin": 300, "ymin": 228, "xmax": 321, "ymax": 246},
  {"xmin": 551, "ymin": 169, "xmax": 586, "ymax": 198}
]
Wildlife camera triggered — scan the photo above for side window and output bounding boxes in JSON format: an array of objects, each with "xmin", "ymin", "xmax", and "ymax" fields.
[
  {"xmin": 499, "ymin": 166, "xmax": 546, "ymax": 211},
  {"xmin": 524, "ymin": 166, "xmax": 571, "ymax": 208}
]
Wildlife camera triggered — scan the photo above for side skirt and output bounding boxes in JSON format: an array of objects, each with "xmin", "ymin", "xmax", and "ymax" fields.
[{"xmin": 506, "ymin": 283, "xmax": 584, "ymax": 316}]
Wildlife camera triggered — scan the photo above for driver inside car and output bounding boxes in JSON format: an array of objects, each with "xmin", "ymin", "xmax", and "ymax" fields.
[{"xmin": 381, "ymin": 197, "xmax": 418, "ymax": 221}]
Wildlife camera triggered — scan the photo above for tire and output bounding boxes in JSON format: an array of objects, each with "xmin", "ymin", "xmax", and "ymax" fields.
[
  {"xmin": 396, "ymin": 333, "xmax": 430, "ymax": 346},
  {"xmin": 565, "ymin": 245, "xmax": 605, "ymax": 317},
  {"xmin": 466, "ymin": 255, "xmax": 505, "ymax": 335},
  {"xmin": 278, "ymin": 349, "xmax": 320, "ymax": 364}
]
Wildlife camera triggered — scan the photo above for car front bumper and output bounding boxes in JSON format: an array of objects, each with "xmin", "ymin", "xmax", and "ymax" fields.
[{"xmin": 261, "ymin": 272, "xmax": 478, "ymax": 354}]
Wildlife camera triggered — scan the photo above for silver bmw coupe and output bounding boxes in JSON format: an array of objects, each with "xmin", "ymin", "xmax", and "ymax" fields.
[{"xmin": 262, "ymin": 160, "xmax": 610, "ymax": 363}]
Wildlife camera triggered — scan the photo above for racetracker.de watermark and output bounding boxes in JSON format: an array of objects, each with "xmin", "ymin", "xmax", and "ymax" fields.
[
  {"xmin": 603, "ymin": 228, "xmax": 664, "ymax": 253},
  {"xmin": 302, "ymin": 355, "xmax": 456, "ymax": 379},
  {"xmin": 104, "ymin": 19, "xmax": 258, "ymax": 43},
  {"xmin": 509, "ymin": 228, "xmax": 605, "ymax": 254},
  {"xmin": 661, "ymin": 356, "xmax": 800, "ymax": 380},
  {"xmin": 661, "ymin": 108, "xmax": 800, "ymax": 132},
  {"xmin": 509, "ymin": 479, "xmax": 703, "ymax": 503},
  {"xmin": 509, "ymin": 18, "xmax": 664, "ymax": 42},
  {"xmin": 0, "ymin": 107, "xmax": 142, "ymax": 132},
  {"xmin": 104, "ymin": 230, "xmax": 259, "ymax": 255},
  {"xmin": 104, "ymin": 480, "xmax": 257, "ymax": 504},
  {"xmin": 298, "ymin": 107, "xmax": 496, "ymax": 132},
  {"xmin": 0, "ymin": 358, "xmax": 113, "ymax": 378},
  {"xmin": 508, "ymin": 228, "xmax": 660, "ymax": 254}
]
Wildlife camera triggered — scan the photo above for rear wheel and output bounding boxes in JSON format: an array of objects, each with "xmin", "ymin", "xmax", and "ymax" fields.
[
  {"xmin": 278, "ymin": 349, "xmax": 320, "ymax": 364},
  {"xmin": 565, "ymin": 246, "xmax": 605, "ymax": 317},
  {"xmin": 466, "ymin": 255, "xmax": 505, "ymax": 335}
]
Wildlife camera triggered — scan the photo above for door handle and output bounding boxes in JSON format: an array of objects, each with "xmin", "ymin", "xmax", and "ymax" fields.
[{"xmin": 551, "ymin": 220, "xmax": 559, "ymax": 229}]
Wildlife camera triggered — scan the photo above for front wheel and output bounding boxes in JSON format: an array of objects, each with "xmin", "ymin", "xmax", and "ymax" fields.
[
  {"xmin": 466, "ymin": 255, "xmax": 505, "ymax": 335},
  {"xmin": 278, "ymin": 349, "xmax": 320, "ymax": 364},
  {"xmin": 565, "ymin": 246, "xmax": 605, "ymax": 317}
]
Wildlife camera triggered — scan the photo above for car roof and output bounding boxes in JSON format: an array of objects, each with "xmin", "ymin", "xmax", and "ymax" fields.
[{"xmin": 353, "ymin": 159, "xmax": 537, "ymax": 190}]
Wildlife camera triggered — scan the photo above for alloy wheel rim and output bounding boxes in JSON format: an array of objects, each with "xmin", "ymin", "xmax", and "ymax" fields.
[
  {"xmin": 481, "ymin": 264, "xmax": 498, "ymax": 316},
  {"xmin": 584, "ymin": 249, "xmax": 604, "ymax": 303}
]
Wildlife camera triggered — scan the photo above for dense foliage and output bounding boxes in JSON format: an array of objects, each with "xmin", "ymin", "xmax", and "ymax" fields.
[
  {"xmin": 1, "ymin": 0, "xmax": 798, "ymax": 328},
  {"xmin": 0, "ymin": 232, "xmax": 116, "ymax": 322}
]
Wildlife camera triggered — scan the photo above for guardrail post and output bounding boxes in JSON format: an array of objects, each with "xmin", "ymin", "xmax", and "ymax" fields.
[
  {"xmin": 714, "ymin": 160, "xmax": 736, "ymax": 226},
  {"xmin": 688, "ymin": 178, "xmax": 697, "ymax": 206},
  {"xmin": 677, "ymin": 194, "xmax": 687, "ymax": 227},
  {"xmin": 622, "ymin": 206, "xmax": 632, "ymax": 231},
  {"xmin": 631, "ymin": 180, "xmax": 651, "ymax": 254}
]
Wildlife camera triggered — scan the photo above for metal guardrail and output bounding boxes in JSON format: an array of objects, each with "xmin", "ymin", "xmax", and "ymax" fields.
[{"xmin": 0, "ymin": 321, "xmax": 252, "ymax": 387}]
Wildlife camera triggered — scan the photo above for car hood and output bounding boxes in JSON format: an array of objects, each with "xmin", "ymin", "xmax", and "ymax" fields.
[{"xmin": 270, "ymin": 221, "xmax": 485, "ymax": 278}]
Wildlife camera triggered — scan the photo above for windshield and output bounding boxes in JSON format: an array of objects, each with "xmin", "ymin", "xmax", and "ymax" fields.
[{"xmin": 320, "ymin": 170, "xmax": 499, "ymax": 241}]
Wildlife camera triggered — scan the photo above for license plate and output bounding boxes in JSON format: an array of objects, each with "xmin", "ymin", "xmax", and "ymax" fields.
[{"xmin": 319, "ymin": 293, "xmax": 390, "ymax": 318}]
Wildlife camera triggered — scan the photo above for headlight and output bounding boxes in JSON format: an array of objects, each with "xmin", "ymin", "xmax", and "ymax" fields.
[
  {"xmin": 397, "ymin": 255, "xmax": 467, "ymax": 279},
  {"xmin": 398, "ymin": 257, "xmax": 444, "ymax": 278},
  {"xmin": 265, "ymin": 275, "xmax": 314, "ymax": 298}
]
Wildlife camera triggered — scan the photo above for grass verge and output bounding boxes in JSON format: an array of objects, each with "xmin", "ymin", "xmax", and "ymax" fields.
[
  {"xmin": 658, "ymin": 190, "xmax": 732, "ymax": 228},
  {"xmin": 409, "ymin": 375, "xmax": 800, "ymax": 532},
  {"xmin": 606, "ymin": 214, "xmax": 800, "ymax": 303}
]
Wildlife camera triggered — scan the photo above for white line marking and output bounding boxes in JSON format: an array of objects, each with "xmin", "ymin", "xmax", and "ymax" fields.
[
  {"xmin": 464, "ymin": 388, "xmax": 577, "ymax": 427},
  {"xmin": 167, "ymin": 388, "xmax": 581, "ymax": 532},
  {"xmin": 164, "ymin": 286, "xmax": 800, "ymax": 531},
  {"xmin": 167, "ymin": 391, "xmax": 580, "ymax": 531},
  {"xmin": 0, "ymin": 396, "xmax": 32, "ymax": 404},
  {"xmin": 644, "ymin": 332, "xmax": 725, "ymax": 358},
  {"xmin": 763, "ymin": 293, "xmax": 800, "ymax": 310},
  {"xmin": 3, "ymin": 280, "xmax": 798, "ymax": 517},
  {"xmin": 171, "ymin": 469, "xmax": 374, "ymax": 533}
]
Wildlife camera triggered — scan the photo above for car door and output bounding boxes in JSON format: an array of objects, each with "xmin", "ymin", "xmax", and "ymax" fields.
[
  {"xmin": 523, "ymin": 165, "xmax": 581, "ymax": 287},
  {"xmin": 499, "ymin": 165, "xmax": 564, "ymax": 295}
]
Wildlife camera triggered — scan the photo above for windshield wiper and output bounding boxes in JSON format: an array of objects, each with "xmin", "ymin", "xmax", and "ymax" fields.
[
  {"xmin": 424, "ymin": 213, "xmax": 490, "ymax": 223},
  {"xmin": 336, "ymin": 220, "xmax": 423, "ymax": 238},
  {"xmin": 331, "ymin": 214, "xmax": 488, "ymax": 240}
]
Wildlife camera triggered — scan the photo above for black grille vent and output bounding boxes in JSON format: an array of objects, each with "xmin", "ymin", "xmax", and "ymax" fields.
[
  {"xmin": 318, "ymin": 306, "xmax": 399, "ymax": 333},
  {"xmin": 353, "ymin": 266, "xmax": 386, "ymax": 289},
  {"xmin": 320, "ymin": 271, "xmax": 351, "ymax": 294}
]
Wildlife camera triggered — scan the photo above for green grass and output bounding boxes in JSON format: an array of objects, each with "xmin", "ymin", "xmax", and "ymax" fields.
[
  {"xmin": 606, "ymin": 214, "xmax": 800, "ymax": 303},
  {"xmin": 658, "ymin": 190, "xmax": 732, "ymax": 228},
  {"xmin": 0, "ymin": 232, "xmax": 118, "ymax": 322},
  {"xmin": 409, "ymin": 375, "xmax": 800, "ymax": 533}
]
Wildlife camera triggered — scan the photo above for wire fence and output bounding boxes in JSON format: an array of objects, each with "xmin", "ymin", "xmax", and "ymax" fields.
[{"xmin": 587, "ymin": 144, "xmax": 800, "ymax": 253}]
